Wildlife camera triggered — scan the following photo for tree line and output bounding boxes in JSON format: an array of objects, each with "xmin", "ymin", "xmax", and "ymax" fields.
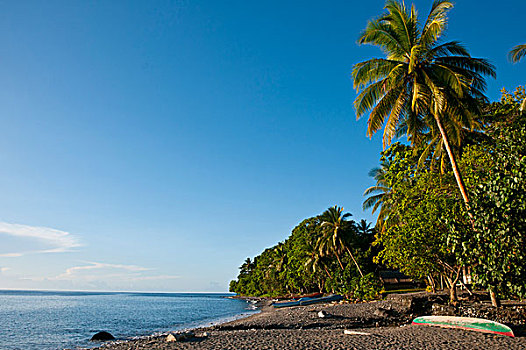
[
  {"xmin": 231, "ymin": 0, "xmax": 526, "ymax": 306},
  {"xmin": 229, "ymin": 207, "xmax": 381, "ymax": 299}
]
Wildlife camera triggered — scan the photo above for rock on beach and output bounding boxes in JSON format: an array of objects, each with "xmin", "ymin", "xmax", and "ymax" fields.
[
  {"xmin": 94, "ymin": 294, "xmax": 526, "ymax": 349},
  {"xmin": 91, "ymin": 331, "xmax": 115, "ymax": 341}
]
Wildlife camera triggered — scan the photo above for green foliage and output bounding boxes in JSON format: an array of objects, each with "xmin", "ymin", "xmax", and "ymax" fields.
[
  {"xmin": 229, "ymin": 210, "xmax": 382, "ymax": 298},
  {"xmin": 352, "ymin": 0, "xmax": 495, "ymax": 148},
  {"xmin": 509, "ymin": 43, "xmax": 526, "ymax": 63},
  {"xmin": 449, "ymin": 109, "xmax": 526, "ymax": 299},
  {"xmin": 364, "ymin": 87, "xmax": 526, "ymax": 303},
  {"xmin": 372, "ymin": 143, "xmax": 467, "ymax": 294},
  {"xmin": 350, "ymin": 273, "xmax": 384, "ymax": 301}
]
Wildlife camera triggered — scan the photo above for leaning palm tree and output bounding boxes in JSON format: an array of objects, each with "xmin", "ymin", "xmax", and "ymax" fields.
[
  {"xmin": 509, "ymin": 44, "xmax": 526, "ymax": 63},
  {"xmin": 363, "ymin": 166, "xmax": 393, "ymax": 228},
  {"xmin": 304, "ymin": 241, "xmax": 332, "ymax": 279},
  {"xmin": 319, "ymin": 206, "xmax": 364, "ymax": 277},
  {"xmin": 352, "ymin": 0, "xmax": 496, "ymax": 205},
  {"xmin": 508, "ymin": 44, "xmax": 526, "ymax": 114}
]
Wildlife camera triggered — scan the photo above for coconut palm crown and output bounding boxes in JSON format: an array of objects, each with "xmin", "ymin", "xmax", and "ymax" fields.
[
  {"xmin": 363, "ymin": 166, "xmax": 391, "ymax": 224},
  {"xmin": 352, "ymin": 0, "xmax": 496, "ymax": 204},
  {"xmin": 509, "ymin": 44, "xmax": 526, "ymax": 63},
  {"xmin": 508, "ymin": 44, "xmax": 526, "ymax": 114},
  {"xmin": 319, "ymin": 206, "xmax": 364, "ymax": 277}
]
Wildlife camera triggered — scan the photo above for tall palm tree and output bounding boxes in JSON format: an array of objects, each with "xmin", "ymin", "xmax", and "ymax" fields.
[
  {"xmin": 319, "ymin": 206, "xmax": 364, "ymax": 277},
  {"xmin": 509, "ymin": 44, "xmax": 526, "ymax": 63},
  {"xmin": 352, "ymin": 0, "xmax": 496, "ymax": 205}
]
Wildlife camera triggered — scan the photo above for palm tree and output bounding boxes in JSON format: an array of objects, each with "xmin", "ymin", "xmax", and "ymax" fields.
[
  {"xmin": 509, "ymin": 44, "xmax": 526, "ymax": 63},
  {"xmin": 363, "ymin": 166, "xmax": 393, "ymax": 228},
  {"xmin": 273, "ymin": 244, "xmax": 287, "ymax": 273},
  {"xmin": 240, "ymin": 258, "xmax": 253, "ymax": 275},
  {"xmin": 318, "ymin": 206, "xmax": 364, "ymax": 277},
  {"xmin": 356, "ymin": 219, "xmax": 374, "ymax": 236},
  {"xmin": 304, "ymin": 241, "xmax": 332, "ymax": 279},
  {"xmin": 508, "ymin": 44, "xmax": 526, "ymax": 114},
  {"xmin": 304, "ymin": 243, "xmax": 331, "ymax": 292},
  {"xmin": 352, "ymin": 0, "xmax": 496, "ymax": 205}
]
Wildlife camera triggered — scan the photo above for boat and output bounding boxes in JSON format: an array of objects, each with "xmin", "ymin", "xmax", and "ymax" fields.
[
  {"xmin": 299, "ymin": 294, "xmax": 343, "ymax": 305},
  {"xmin": 293, "ymin": 292, "xmax": 323, "ymax": 300},
  {"xmin": 272, "ymin": 294, "xmax": 343, "ymax": 308},
  {"xmin": 412, "ymin": 316, "xmax": 515, "ymax": 337},
  {"xmin": 272, "ymin": 300, "xmax": 301, "ymax": 308},
  {"xmin": 300, "ymin": 292, "xmax": 323, "ymax": 298}
]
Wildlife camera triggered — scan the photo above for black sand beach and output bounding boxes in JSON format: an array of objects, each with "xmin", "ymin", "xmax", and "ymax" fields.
[{"xmin": 95, "ymin": 293, "xmax": 526, "ymax": 350}]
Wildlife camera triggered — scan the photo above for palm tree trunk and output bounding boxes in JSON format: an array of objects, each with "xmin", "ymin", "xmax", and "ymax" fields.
[
  {"xmin": 334, "ymin": 251, "xmax": 345, "ymax": 270},
  {"xmin": 344, "ymin": 246, "xmax": 364, "ymax": 277},
  {"xmin": 322, "ymin": 263, "xmax": 332, "ymax": 279},
  {"xmin": 434, "ymin": 115, "xmax": 470, "ymax": 204}
]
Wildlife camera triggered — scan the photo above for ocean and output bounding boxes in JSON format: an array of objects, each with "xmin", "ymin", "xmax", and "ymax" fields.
[{"xmin": 0, "ymin": 290, "xmax": 257, "ymax": 350}]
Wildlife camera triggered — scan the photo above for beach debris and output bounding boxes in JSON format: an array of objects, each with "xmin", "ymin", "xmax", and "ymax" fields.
[
  {"xmin": 412, "ymin": 316, "xmax": 515, "ymax": 337},
  {"xmin": 167, "ymin": 330, "xmax": 196, "ymax": 342},
  {"xmin": 344, "ymin": 330, "xmax": 371, "ymax": 336},
  {"xmin": 318, "ymin": 310, "xmax": 332, "ymax": 318},
  {"xmin": 90, "ymin": 331, "xmax": 115, "ymax": 341}
]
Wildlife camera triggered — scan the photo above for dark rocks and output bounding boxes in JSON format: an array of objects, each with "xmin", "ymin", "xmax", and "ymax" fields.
[
  {"xmin": 90, "ymin": 331, "xmax": 115, "ymax": 341},
  {"xmin": 317, "ymin": 310, "xmax": 331, "ymax": 318},
  {"xmin": 91, "ymin": 295, "xmax": 526, "ymax": 350}
]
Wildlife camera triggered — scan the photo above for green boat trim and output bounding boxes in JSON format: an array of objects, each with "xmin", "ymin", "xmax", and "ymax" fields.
[{"xmin": 412, "ymin": 316, "xmax": 514, "ymax": 337}]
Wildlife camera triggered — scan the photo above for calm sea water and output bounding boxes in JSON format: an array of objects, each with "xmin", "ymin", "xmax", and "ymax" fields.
[{"xmin": 0, "ymin": 290, "xmax": 256, "ymax": 350}]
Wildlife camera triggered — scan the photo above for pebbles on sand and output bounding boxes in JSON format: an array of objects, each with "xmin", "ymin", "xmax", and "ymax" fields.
[{"xmin": 95, "ymin": 297, "xmax": 526, "ymax": 350}]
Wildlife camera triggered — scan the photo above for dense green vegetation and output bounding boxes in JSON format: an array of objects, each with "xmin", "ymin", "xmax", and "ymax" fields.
[
  {"xmin": 369, "ymin": 87, "xmax": 526, "ymax": 305},
  {"xmin": 229, "ymin": 207, "xmax": 381, "ymax": 300},
  {"xmin": 230, "ymin": 0, "xmax": 526, "ymax": 306}
]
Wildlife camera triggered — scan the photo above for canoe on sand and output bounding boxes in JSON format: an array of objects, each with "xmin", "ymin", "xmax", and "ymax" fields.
[
  {"xmin": 412, "ymin": 316, "xmax": 514, "ymax": 337},
  {"xmin": 272, "ymin": 300, "xmax": 301, "ymax": 308},
  {"xmin": 294, "ymin": 292, "xmax": 323, "ymax": 300},
  {"xmin": 299, "ymin": 294, "xmax": 343, "ymax": 305},
  {"xmin": 272, "ymin": 294, "xmax": 343, "ymax": 308}
]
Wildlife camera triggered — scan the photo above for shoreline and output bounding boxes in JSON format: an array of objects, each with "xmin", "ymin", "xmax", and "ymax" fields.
[
  {"xmin": 89, "ymin": 297, "xmax": 262, "ymax": 349},
  {"xmin": 93, "ymin": 293, "xmax": 526, "ymax": 349}
]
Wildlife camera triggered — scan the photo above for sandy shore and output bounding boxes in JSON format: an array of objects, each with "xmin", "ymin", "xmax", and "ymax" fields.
[{"xmin": 95, "ymin": 294, "xmax": 526, "ymax": 350}]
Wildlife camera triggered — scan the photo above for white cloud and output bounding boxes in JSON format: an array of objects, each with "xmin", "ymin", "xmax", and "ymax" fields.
[
  {"xmin": 129, "ymin": 275, "xmax": 180, "ymax": 281},
  {"xmin": 49, "ymin": 262, "xmax": 179, "ymax": 282},
  {"xmin": 53, "ymin": 262, "xmax": 151, "ymax": 280},
  {"xmin": 0, "ymin": 222, "xmax": 82, "ymax": 257}
]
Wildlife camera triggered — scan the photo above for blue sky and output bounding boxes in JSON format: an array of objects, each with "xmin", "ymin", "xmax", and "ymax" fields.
[{"xmin": 0, "ymin": 0, "xmax": 524, "ymax": 292}]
